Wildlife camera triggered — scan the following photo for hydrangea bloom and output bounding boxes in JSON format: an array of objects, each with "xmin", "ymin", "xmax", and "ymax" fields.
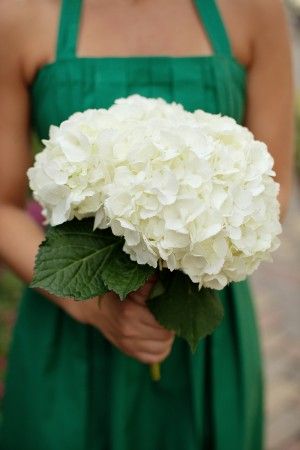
[{"xmin": 28, "ymin": 95, "xmax": 281, "ymax": 289}]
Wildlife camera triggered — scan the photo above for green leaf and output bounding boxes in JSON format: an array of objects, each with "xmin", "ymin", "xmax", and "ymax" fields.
[
  {"xmin": 101, "ymin": 245, "xmax": 155, "ymax": 299},
  {"xmin": 147, "ymin": 271, "xmax": 224, "ymax": 352},
  {"xmin": 31, "ymin": 219, "xmax": 155, "ymax": 300}
]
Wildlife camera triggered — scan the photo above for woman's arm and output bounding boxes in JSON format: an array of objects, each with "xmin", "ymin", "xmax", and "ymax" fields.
[
  {"xmin": 245, "ymin": 0, "xmax": 294, "ymax": 219},
  {"xmin": 0, "ymin": 5, "xmax": 43, "ymax": 281}
]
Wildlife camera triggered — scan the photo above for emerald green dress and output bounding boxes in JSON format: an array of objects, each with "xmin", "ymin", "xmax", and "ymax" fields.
[{"xmin": 0, "ymin": 1, "xmax": 263, "ymax": 449}]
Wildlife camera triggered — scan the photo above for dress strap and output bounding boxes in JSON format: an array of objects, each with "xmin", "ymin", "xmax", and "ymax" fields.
[
  {"xmin": 194, "ymin": 0, "xmax": 232, "ymax": 57},
  {"xmin": 56, "ymin": 0, "xmax": 83, "ymax": 60}
]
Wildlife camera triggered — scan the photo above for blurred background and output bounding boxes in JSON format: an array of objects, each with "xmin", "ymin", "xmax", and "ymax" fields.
[
  {"xmin": 0, "ymin": 2, "xmax": 299, "ymax": 449},
  {"xmin": 250, "ymin": 2, "xmax": 300, "ymax": 448}
]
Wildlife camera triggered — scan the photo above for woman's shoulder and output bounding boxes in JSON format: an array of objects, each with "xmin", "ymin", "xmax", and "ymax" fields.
[
  {"xmin": 0, "ymin": 0, "xmax": 60, "ymax": 83},
  {"xmin": 246, "ymin": 0, "xmax": 291, "ymax": 64},
  {"xmin": 219, "ymin": 0, "xmax": 290, "ymax": 68},
  {"xmin": 247, "ymin": 0, "xmax": 287, "ymax": 17},
  {"xmin": 246, "ymin": 0, "xmax": 289, "ymax": 33},
  {"xmin": 0, "ymin": 0, "xmax": 59, "ymax": 30}
]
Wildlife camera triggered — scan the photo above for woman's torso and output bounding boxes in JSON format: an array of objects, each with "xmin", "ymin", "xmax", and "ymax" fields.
[{"xmin": 0, "ymin": 3, "xmax": 265, "ymax": 450}]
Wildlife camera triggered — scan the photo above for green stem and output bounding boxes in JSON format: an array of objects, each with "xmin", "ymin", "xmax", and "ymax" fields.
[{"xmin": 150, "ymin": 363, "xmax": 161, "ymax": 381}]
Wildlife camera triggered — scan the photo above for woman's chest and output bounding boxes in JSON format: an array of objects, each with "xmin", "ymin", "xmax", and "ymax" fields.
[{"xmin": 30, "ymin": 57, "xmax": 246, "ymax": 140}]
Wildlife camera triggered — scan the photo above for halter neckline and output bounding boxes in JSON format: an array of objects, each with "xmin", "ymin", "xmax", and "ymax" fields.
[{"xmin": 55, "ymin": 0, "xmax": 233, "ymax": 61}]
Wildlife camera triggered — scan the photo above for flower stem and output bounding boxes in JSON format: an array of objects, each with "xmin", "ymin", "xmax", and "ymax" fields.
[{"xmin": 150, "ymin": 363, "xmax": 161, "ymax": 381}]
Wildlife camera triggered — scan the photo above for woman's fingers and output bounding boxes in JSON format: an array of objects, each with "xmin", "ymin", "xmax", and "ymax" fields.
[
  {"xmin": 120, "ymin": 297, "xmax": 173, "ymax": 333},
  {"xmin": 121, "ymin": 336, "xmax": 174, "ymax": 354},
  {"xmin": 128, "ymin": 276, "xmax": 157, "ymax": 304},
  {"xmin": 134, "ymin": 343, "xmax": 174, "ymax": 364},
  {"xmin": 90, "ymin": 284, "xmax": 175, "ymax": 364},
  {"xmin": 118, "ymin": 328, "xmax": 175, "ymax": 363},
  {"xmin": 116, "ymin": 318, "xmax": 174, "ymax": 341}
]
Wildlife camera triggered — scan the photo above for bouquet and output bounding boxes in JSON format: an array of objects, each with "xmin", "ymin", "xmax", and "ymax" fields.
[{"xmin": 28, "ymin": 95, "xmax": 281, "ymax": 379}]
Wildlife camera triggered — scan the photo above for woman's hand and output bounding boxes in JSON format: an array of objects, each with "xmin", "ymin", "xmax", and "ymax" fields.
[{"xmin": 61, "ymin": 277, "xmax": 175, "ymax": 364}]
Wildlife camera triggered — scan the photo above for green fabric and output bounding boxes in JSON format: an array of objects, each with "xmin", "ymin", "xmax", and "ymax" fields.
[
  {"xmin": 0, "ymin": 0, "xmax": 263, "ymax": 449},
  {"xmin": 56, "ymin": 0, "xmax": 82, "ymax": 60},
  {"xmin": 194, "ymin": 0, "xmax": 233, "ymax": 56}
]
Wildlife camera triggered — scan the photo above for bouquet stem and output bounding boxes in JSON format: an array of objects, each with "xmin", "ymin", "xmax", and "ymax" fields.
[{"xmin": 150, "ymin": 363, "xmax": 161, "ymax": 381}]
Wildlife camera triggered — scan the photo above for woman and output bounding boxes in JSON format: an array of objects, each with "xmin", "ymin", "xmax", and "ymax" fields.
[{"xmin": 0, "ymin": 1, "xmax": 293, "ymax": 449}]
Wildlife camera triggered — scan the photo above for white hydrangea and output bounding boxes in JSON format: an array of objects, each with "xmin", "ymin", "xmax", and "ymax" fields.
[{"xmin": 28, "ymin": 95, "xmax": 281, "ymax": 289}]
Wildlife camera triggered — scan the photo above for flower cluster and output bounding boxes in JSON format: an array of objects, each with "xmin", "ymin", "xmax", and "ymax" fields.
[{"xmin": 28, "ymin": 95, "xmax": 281, "ymax": 289}]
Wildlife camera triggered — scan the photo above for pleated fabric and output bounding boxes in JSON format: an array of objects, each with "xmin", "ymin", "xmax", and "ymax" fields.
[{"xmin": 0, "ymin": 1, "xmax": 263, "ymax": 449}]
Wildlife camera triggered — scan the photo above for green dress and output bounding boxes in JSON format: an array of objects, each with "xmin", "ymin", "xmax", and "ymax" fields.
[{"xmin": 0, "ymin": 1, "xmax": 263, "ymax": 449}]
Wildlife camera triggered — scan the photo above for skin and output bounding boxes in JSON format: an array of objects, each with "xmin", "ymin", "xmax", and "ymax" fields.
[{"xmin": 0, "ymin": 0, "xmax": 294, "ymax": 364}]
